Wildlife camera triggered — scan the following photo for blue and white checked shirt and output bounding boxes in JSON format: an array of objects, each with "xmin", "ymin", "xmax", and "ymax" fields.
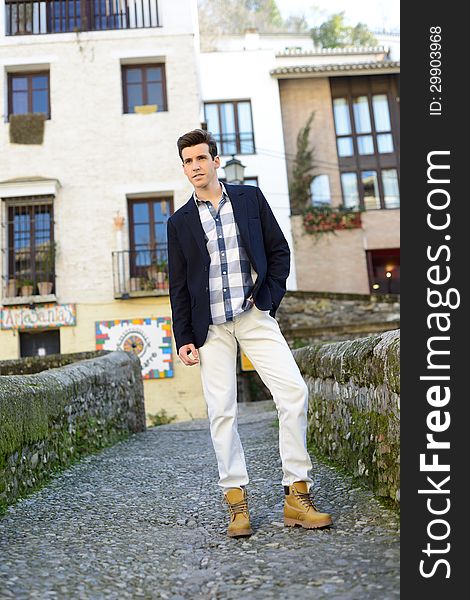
[{"xmin": 194, "ymin": 182, "xmax": 257, "ymax": 325}]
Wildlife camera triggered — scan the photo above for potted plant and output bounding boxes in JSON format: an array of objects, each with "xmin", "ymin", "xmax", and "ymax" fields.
[
  {"xmin": 155, "ymin": 259, "xmax": 168, "ymax": 289},
  {"xmin": 37, "ymin": 241, "xmax": 56, "ymax": 296},
  {"xmin": 146, "ymin": 261, "xmax": 159, "ymax": 282},
  {"xmin": 6, "ymin": 278, "xmax": 18, "ymax": 298},
  {"xmin": 130, "ymin": 277, "xmax": 143, "ymax": 292},
  {"xmin": 19, "ymin": 278, "xmax": 35, "ymax": 296}
]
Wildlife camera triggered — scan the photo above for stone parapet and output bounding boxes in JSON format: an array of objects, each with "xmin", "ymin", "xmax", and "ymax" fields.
[
  {"xmin": 294, "ymin": 329, "xmax": 400, "ymax": 503},
  {"xmin": 0, "ymin": 351, "xmax": 145, "ymax": 513}
]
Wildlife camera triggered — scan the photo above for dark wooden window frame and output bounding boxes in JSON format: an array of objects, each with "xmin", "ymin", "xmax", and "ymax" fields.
[
  {"xmin": 331, "ymin": 75, "xmax": 400, "ymax": 211},
  {"xmin": 127, "ymin": 196, "xmax": 173, "ymax": 276},
  {"xmin": 6, "ymin": 198, "xmax": 55, "ymax": 284},
  {"xmin": 7, "ymin": 70, "xmax": 51, "ymax": 120},
  {"xmin": 204, "ymin": 99, "xmax": 256, "ymax": 155},
  {"xmin": 122, "ymin": 63, "xmax": 168, "ymax": 114}
]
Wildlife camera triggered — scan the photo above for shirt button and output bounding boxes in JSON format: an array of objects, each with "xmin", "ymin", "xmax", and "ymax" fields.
[
  {"xmin": 223, "ymin": 288, "xmax": 227, "ymax": 292},
  {"xmin": 223, "ymin": 271, "xmax": 226, "ymax": 275},
  {"xmin": 218, "ymin": 235, "xmax": 222, "ymax": 238}
]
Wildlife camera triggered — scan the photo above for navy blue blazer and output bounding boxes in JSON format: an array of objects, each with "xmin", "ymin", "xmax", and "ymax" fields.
[{"xmin": 167, "ymin": 183, "xmax": 290, "ymax": 351}]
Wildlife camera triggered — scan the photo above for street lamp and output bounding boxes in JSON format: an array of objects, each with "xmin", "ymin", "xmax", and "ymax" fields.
[{"xmin": 223, "ymin": 155, "xmax": 246, "ymax": 184}]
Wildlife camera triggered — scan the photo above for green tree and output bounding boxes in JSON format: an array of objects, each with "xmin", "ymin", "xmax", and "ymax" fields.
[
  {"xmin": 198, "ymin": 0, "xmax": 283, "ymax": 37},
  {"xmin": 312, "ymin": 12, "xmax": 377, "ymax": 48},
  {"xmin": 289, "ymin": 112, "xmax": 315, "ymax": 215}
]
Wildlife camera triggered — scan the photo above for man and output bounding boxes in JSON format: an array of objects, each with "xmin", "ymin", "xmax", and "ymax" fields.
[{"xmin": 167, "ymin": 129, "xmax": 332, "ymax": 537}]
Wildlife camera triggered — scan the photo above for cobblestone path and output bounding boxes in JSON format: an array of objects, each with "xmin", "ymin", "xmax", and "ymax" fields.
[{"xmin": 0, "ymin": 401, "xmax": 399, "ymax": 600}]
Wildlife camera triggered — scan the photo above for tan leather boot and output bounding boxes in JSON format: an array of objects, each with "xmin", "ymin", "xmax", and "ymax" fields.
[
  {"xmin": 224, "ymin": 487, "xmax": 253, "ymax": 538},
  {"xmin": 284, "ymin": 481, "xmax": 333, "ymax": 529}
]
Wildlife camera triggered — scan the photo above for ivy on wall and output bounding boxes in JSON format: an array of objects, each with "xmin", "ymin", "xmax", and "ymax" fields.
[{"xmin": 9, "ymin": 113, "xmax": 45, "ymax": 145}]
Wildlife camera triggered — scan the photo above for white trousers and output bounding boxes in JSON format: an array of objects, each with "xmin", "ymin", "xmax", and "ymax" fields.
[{"xmin": 198, "ymin": 304, "xmax": 313, "ymax": 492}]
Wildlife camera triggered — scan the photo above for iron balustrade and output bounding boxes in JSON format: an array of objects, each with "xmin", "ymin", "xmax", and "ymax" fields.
[
  {"xmin": 5, "ymin": 0, "xmax": 160, "ymax": 35},
  {"xmin": 112, "ymin": 247, "xmax": 168, "ymax": 298},
  {"xmin": 1, "ymin": 200, "xmax": 56, "ymax": 299}
]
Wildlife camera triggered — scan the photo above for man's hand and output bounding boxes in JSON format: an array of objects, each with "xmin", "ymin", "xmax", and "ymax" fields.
[{"xmin": 178, "ymin": 343, "xmax": 200, "ymax": 366}]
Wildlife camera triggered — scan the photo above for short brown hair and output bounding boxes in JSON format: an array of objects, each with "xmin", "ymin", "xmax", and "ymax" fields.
[{"xmin": 177, "ymin": 129, "xmax": 218, "ymax": 161}]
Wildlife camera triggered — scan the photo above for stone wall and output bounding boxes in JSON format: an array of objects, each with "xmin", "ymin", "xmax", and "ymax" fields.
[
  {"xmin": 0, "ymin": 351, "xmax": 145, "ymax": 514},
  {"xmin": 294, "ymin": 329, "xmax": 400, "ymax": 504},
  {"xmin": 277, "ymin": 290, "xmax": 400, "ymax": 347},
  {"xmin": 0, "ymin": 350, "xmax": 109, "ymax": 376}
]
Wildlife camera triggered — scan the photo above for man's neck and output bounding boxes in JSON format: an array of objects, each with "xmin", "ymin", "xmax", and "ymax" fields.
[{"xmin": 195, "ymin": 179, "xmax": 222, "ymax": 206}]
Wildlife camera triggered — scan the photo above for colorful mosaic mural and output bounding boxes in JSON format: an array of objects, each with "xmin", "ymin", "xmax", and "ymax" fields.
[{"xmin": 95, "ymin": 317, "xmax": 173, "ymax": 379}]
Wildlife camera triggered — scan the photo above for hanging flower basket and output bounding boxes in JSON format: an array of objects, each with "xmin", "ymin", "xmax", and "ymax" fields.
[{"xmin": 302, "ymin": 205, "xmax": 363, "ymax": 240}]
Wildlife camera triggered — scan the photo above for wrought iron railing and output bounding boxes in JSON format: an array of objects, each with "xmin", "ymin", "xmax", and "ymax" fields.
[
  {"xmin": 2, "ymin": 202, "xmax": 56, "ymax": 299},
  {"xmin": 112, "ymin": 247, "xmax": 168, "ymax": 298},
  {"xmin": 5, "ymin": 0, "xmax": 160, "ymax": 36}
]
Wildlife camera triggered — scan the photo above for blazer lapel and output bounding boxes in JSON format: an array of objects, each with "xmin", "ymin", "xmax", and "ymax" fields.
[{"xmin": 183, "ymin": 198, "xmax": 210, "ymax": 264}]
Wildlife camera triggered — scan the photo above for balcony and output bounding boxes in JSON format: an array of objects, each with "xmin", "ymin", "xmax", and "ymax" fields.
[
  {"xmin": 112, "ymin": 247, "xmax": 168, "ymax": 299},
  {"xmin": 5, "ymin": 0, "xmax": 160, "ymax": 36},
  {"xmin": 2, "ymin": 261, "xmax": 56, "ymax": 306}
]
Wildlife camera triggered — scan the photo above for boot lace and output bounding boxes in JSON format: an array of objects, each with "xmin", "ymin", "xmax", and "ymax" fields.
[
  {"xmin": 224, "ymin": 496, "xmax": 249, "ymax": 518},
  {"xmin": 294, "ymin": 490, "xmax": 319, "ymax": 511}
]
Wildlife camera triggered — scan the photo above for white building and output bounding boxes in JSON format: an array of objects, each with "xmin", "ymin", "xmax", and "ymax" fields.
[
  {"xmin": 199, "ymin": 29, "xmax": 400, "ymax": 295},
  {"xmin": 199, "ymin": 29, "xmax": 299, "ymax": 289},
  {"xmin": 0, "ymin": 0, "xmax": 208, "ymax": 422}
]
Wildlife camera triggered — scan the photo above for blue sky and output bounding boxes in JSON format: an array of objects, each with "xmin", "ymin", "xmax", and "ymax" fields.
[{"xmin": 276, "ymin": 1, "xmax": 400, "ymax": 32}]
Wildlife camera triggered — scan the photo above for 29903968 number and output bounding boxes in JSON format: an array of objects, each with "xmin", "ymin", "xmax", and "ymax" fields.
[{"xmin": 429, "ymin": 26, "xmax": 442, "ymax": 95}]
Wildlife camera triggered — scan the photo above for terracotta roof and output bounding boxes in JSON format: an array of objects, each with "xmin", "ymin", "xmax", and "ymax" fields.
[
  {"xmin": 275, "ymin": 46, "xmax": 388, "ymax": 58},
  {"xmin": 270, "ymin": 60, "xmax": 400, "ymax": 77}
]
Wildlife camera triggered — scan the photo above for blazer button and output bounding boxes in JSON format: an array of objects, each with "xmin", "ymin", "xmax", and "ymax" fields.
[{"xmin": 205, "ymin": 286, "xmax": 209, "ymax": 291}]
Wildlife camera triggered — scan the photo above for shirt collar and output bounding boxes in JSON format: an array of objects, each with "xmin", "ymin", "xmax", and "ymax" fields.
[{"xmin": 193, "ymin": 181, "xmax": 229, "ymax": 206}]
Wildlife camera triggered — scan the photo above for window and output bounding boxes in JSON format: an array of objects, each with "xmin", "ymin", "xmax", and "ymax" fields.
[
  {"xmin": 122, "ymin": 64, "xmax": 167, "ymax": 114},
  {"xmin": 340, "ymin": 173, "xmax": 359, "ymax": 209},
  {"xmin": 366, "ymin": 248, "xmax": 400, "ymax": 294},
  {"xmin": 333, "ymin": 93, "xmax": 395, "ymax": 157},
  {"xmin": 310, "ymin": 175, "xmax": 331, "ymax": 206},
  {"xmin": 48, "ymin": 0, "xmax": 82, "ymax": 32},
  {"xmin": 331, "ymin": 75, "xmax": 400, "ymax": 211},
  {"xmin": 128, "ymin": 197, "xmax": 172, "ymax": 278},
  {"xmin": 204, "ymin": 101, "xmax": 255, "ymax": 155},
  {"xmin": 340, "ymin": 169, "xmax": 399, "ymax": 211},
  {"xmin": 20, "ymin": 330, "xmax": 60, "ymax": 357},
  {"xmin": 8, "ymin": 72, "xmax": 50, "ymax": 119},
  {"xmin": 361, "ymin": 171, "xmax": 381, "ymax": 210},
  {"xmin": 382, "ymin": 169, "xmax": 400, "ymax": 209},
  {"xmin": 6, "ymin": 200, "xmax": 55, "ymax": 295}
]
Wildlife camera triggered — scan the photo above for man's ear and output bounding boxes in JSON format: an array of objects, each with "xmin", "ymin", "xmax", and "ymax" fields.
[{"xmin": 214, "ymin": 155, "xmax": 221, "ymax": 168}]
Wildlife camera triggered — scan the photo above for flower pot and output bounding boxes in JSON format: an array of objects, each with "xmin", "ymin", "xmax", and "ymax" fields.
[
  {"xmin": 156, "ymin": 272, "xmax": 168, "ymax": 290},
  {"xmin": 37, "ymin": 281, "xmax": 53, "ymax": 295},
  {"xmin": 20, "ymin": 285, "xmax": 34, "ymax": 296},
  {"xmin": 130, "ymin": 277, "xmax": 142, "ymax": 291},
  {"xmin": 6, "ymin": 279, "xmax": 17, "ymax": 297},
  {"xmin": 147, "ymin": 266, "xmax": 159, "ymax": 281}
]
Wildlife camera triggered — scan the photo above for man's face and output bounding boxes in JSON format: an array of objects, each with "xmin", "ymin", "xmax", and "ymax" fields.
[{"xmin": 181, "ymin": 143, "xmax": 220, "ymax": 190}]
